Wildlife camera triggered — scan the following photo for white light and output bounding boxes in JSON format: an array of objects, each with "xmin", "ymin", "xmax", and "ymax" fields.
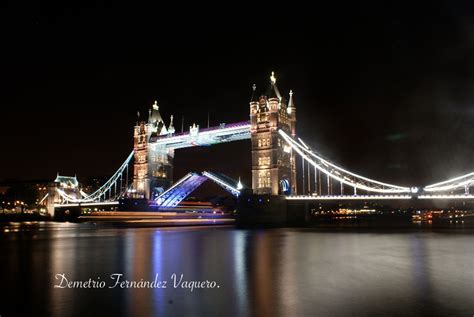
[
  {"xmin": 411, "ymin": 187, "xmax": 419, "ymax": 193},
  {"xmin": 298, "ymin": 137, "xmax": 309, "ymax": 150},
  {"xmin": 38, "ymin": 193, "xmax": 49, "ymax": 204},
  {"xmin": 418, "ymin": 195, "xmax": 474, "ymax": 200},
  {"xmin": 279, "ymin": 130, "xmax": 411, "ymax": 193},
  {"xmin": 423, "ymin": 172, "xmax": 474, "ymax": 192},
  {"xmin": 286, "ymin": 195, "xmax": 412, "ymax": 200},
  {"xmin": 237, "ymin": 178, "xmax": 243, "ymax": 190},
  {"xmin": 153, "ymin": 123, "xmax": 251, "ymax": 149},
  {"xmin": 424, "ymin": 172, "xmax": 474, "ymax": 188},
  {"xmin": 55, "ymin": 201, "xmax": 120, "ymax": 207},
  {"xmin": 202, "ymin": 171, "xmax": 240, "ymax": 197}
]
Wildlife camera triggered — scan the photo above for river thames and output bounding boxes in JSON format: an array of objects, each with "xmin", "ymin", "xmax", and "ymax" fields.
[{"xmin": 0, "ymin": 222, "xmax": 473, "ymax": 316}]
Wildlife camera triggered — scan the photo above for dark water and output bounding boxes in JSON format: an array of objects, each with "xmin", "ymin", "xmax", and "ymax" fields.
[{"xmin": 1, "ymin": 222, "xmax": 473, "ymax": 316}]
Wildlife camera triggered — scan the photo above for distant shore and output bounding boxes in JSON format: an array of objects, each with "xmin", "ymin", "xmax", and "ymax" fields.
[{"xmin": 0, "ymin": 213, "xmax": 51, "ymax": 222}]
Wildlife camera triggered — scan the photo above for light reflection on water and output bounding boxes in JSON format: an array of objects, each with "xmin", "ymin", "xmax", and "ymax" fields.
[{"xmin": 0, "ymin": 222, "xmax": 473, "ymax": 316}]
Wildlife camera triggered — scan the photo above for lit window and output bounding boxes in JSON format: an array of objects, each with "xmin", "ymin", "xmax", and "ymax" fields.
[
  {"xmin": 258, "ymin": 156, "xmax": 270, "ymax": 166},
  {"xmin": 257, "ymin": 171, "xmax": 271, "ymax": 188}
]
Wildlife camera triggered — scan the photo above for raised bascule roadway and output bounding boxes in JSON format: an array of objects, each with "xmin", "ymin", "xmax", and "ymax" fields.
[{"xmin": 43, "ymin": 72, "xmax": 474, "ymax": 218}]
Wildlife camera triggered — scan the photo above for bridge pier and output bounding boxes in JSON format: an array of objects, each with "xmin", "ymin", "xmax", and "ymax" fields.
[
  {"xmin": 236, "ymin": 194, "xmax": 310, "ymax": 226},
  {"xmin": 287, "ymin": 200, "xmax": 311, "ymax": 225},
  {"xmin": 54, "ymin": 206, "xmax": 82, "ymax": 222},
  {"xmin": 46, "ymin": 183, "xmax": 58, "ymax": 218}
]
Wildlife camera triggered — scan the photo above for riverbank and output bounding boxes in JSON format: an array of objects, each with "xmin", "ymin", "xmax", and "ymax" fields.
[{"xmin": 0, "ymin": 213, "xmax": 50, "ymax": 222}]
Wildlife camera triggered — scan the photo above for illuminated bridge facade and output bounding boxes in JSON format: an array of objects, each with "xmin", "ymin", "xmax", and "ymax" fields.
[{"xmin": 43, "ymin": 72, "xmax": 474, "ymax": 216}]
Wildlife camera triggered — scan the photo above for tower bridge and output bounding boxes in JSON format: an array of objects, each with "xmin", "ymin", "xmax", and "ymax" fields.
[{"xmin": 43, "ymin": 72, "xmax": 474, "ymax": 223}]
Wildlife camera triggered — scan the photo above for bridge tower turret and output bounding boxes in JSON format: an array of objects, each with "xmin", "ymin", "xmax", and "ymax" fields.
[
  {"xmin": 250, "ymin": 72, "xmax": 297, "ymax": 195},
  {"xmin": 132, "ymin": 101, "xmax": 174, "ymax": 199}
]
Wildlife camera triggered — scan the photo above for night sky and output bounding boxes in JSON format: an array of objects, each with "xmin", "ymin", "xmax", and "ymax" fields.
[{"xmin": 2, "ymin": 2, "xmax": 474, "ymax": 189}]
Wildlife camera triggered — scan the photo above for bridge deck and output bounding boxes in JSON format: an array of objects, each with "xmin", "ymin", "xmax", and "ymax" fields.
[
  {"xmin": 287, "ymin": 194, "xmax": 474, "ymax": 201},
  {"xmin": 286, "ymin": 195, "xmax": 413, "ymax": 200}
]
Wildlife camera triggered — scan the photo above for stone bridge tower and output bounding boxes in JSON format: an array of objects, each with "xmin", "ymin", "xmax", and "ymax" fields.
[
  {"xmin": 132, "ymin": 101, "xmax": 175, "ymax": 199},
  {"xmin": 250, "ymin": 72, "xmax": 297, "ymax": 195}
]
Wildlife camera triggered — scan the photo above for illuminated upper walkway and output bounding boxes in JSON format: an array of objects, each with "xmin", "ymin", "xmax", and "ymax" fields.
[{"xmin": 150, "ymin": 121, "xmax": 251, "ymax": 149}]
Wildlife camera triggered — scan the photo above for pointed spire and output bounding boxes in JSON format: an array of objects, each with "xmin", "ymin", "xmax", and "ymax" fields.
[
  {"xmin": 168, "ymin": 115, "xmax": 175, "ymax": 134},
  {"xmin": 268, "ymin": 71, "xmax": 281, "ymax": 100},
  {"xmin": 190, "ymin": 123, "xmax": 199, "ymax": 136},
  {"xmin": 288, "ymin": 89, "xmax": 295, "ymax": 114},
  {"xmin": 148, "ymin": 100, "xmax": 168, "ymax": 134},
  {"xmin": 250, "ymin": 84, "xmax": 257, "ymax": 102},
  {"xmin": 159, "ymin": 122, "xmax": 168, "ymax": 135},
  {"xmin": 237, "ymin": 177, "xmax": 243, "ymax": 190}
]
